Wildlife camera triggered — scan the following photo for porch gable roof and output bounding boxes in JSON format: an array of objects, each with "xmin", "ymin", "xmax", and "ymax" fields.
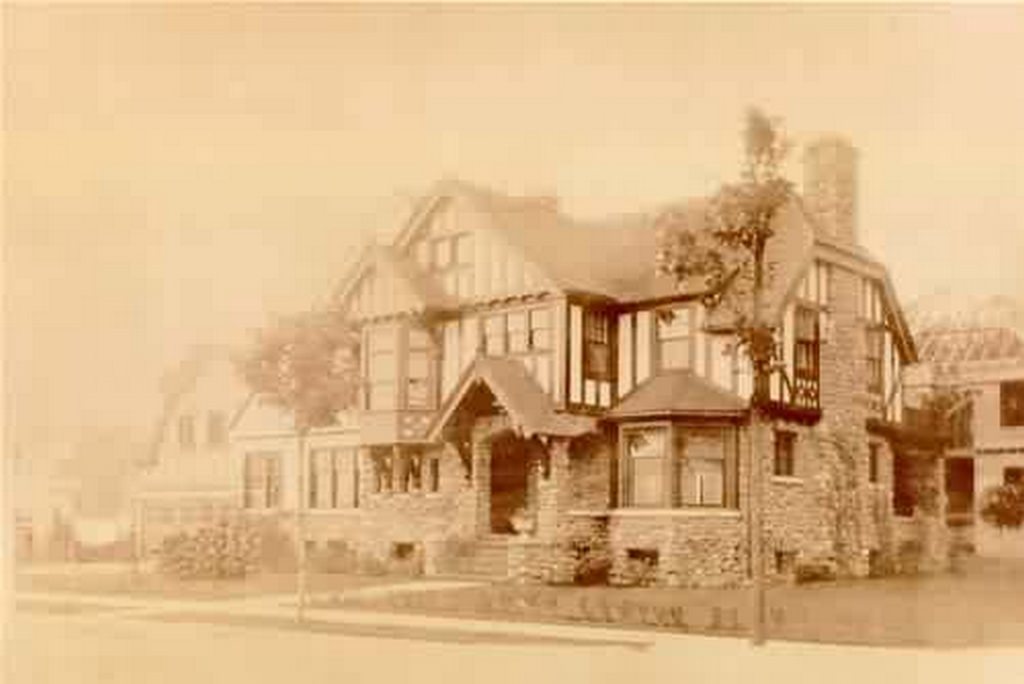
[
  {"xmin": 426, "ymin": 357, "xmax": 597, "ymax": 441},
  {"xmin": 607, "ymin": 370, "xmax": 749, "ymax": 420}
]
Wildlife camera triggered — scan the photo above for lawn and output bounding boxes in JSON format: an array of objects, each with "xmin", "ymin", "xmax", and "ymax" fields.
[
  {"xmin": 16, "ymin": 564, "xmax": 402, "ymax": 601},
  {"xmin": 320, "ymin": 557, "xmax": 1024, "ymax": 648}
]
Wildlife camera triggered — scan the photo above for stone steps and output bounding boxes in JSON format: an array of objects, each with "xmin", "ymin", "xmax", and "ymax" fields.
[{"xmin": 442, "ymin": 536, "xmax": 511, "ymax": 579}]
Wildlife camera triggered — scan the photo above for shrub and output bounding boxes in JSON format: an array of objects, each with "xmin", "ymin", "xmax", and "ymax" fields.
[
  {"xmin": 980, "ymin": 483, "xmax": 1024, "ymax": 531},
  {"xmin": 793, "ymin": 561, "xmax": 836, "ymax": 584},
  {"xmin": 309, "ymin": 540, "xmax": 357, "ymax": 574},
  {"xmin": 895, "ymin": 540, "xmax": 923, "ymax": 575},
  {"xmin": 615, "ymin": 549, "xmax": 660, "ymax": 587},
  {"xmin": 569, "ymin": 530, "xmax": 611, "ymax": 586},
  {"xmin": 159, "ymin": 520, "xmax": 259, "ymax": 580}
]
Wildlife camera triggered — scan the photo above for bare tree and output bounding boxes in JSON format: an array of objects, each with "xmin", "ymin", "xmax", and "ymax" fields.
[
  {"xmin": 238, "ymin": 308, "xmax": 360, "ymax": 622},
  {"xmin": 656, "ymin": 107, "xmax": 794, "ymax": 645}
]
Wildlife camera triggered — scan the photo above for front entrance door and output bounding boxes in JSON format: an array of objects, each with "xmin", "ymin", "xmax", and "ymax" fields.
[{"xmin": 489, "ymin": 433, "xmax": 530, "ymax": 534}]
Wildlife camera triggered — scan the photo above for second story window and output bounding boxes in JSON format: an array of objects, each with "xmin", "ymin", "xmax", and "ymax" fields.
[
  {"xmin": 530, "ymin": 308, "xmax": 552, "ymax": 350},
  {"xmin": 865, "ymin": 325, "xmax": 884, "ymax": 394},
  {"xmin": 657, "ymin": 308, "xmax": 692, "ymax": 371},
  {"xmin": 794, "ymin": 307, "xmax": 820, "ymax": 380},
  {"xmin": 366, "ymin": 327, "xmax": 397, "ymax": 410},
  {"xmin": 206, "ymin": 411, "xmax": 227, "ymax": 448},
  {"xmin": 483, "ymin": 308, "xmax": 552, "ymax": 358},
  {"xmin": 484, "ymin": 315, "xmax": 507, "ymax": 356},
  {"xmin": 584, "ymin": 311, "xmax": 611, "ymax": 380},
  {"xmin": 406, "ymin": 329, "xmax": 434, "ymax": 410},
  {"xmin": 178, "ymin": 415, "xmax": 196, "ymax": 451},
  {"xmin": 1000, "ymin": 380, "xmax": 1024, "ymax": 427}
]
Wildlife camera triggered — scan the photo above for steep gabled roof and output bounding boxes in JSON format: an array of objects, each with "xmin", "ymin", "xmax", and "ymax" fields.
[
  {"xmin": 427, "ymin": 357, "xmax": 596, "ymax": 441},
  {"xmin": 607, "ymin": 370, "xmax": 749, "ymax": 420}
]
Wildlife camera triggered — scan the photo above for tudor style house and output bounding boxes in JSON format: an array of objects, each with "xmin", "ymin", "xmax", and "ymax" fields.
[{"xmin": 228, "ymin": 135, "xmax": 946, "ymax": 585}]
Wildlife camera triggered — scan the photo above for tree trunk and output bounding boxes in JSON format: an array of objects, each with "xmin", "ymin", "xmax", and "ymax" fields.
[{"xmin": 750, "ymin": 240, "xmax": 767, "ymax": 646}]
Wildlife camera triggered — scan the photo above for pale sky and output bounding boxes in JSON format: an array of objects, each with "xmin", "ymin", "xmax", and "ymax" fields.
[{"xmin": 6, "ymin": 5, "xmax": 1024, "ymax": 440}]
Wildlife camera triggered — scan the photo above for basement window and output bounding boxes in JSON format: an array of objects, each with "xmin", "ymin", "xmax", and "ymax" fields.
[{"xmin": 391, "ymin": 542, "xmax": 416, "ymax": 561}]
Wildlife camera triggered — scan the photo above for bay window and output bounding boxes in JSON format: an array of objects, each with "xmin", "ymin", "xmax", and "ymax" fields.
[
  {"xmin": 624, "ymin": 428, "xmax": 668, "ymax": 507},
  {"xmin": 675, "ymin": 428, "xmax": 727, "ymax": 506},
  {"xmin": 621, "ymin": 424, "xmax": 736, "ymax": 509}
]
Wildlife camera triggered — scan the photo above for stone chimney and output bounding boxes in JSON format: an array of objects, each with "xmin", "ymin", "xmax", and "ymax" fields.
[{"xmin": 802, "ymin": 135, "xmax": 858, "ymax": 245}]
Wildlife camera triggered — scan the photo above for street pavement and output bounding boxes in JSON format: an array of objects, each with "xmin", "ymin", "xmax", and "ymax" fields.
[{"xmin": 10, "ymin": 587, "xmax": 1024, "ymax": 684}]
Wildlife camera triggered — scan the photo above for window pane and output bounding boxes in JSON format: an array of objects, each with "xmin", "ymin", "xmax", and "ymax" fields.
[
  {"xmin": 407, "ymin": 379, "xmax": 430, "ymax": 409},
  {"xmin": 507, "ymin": 312, "xmax": 527, "ymax": 352},
  {"xmin": 626, "ymin": 429, "xmax": 667, "ymax": 459},
  {"xmin": 369, "ymin": 352, "xmax": 396, "ymax": 381},
  {"xmin": 442, "ymin": 271, "xmax": 457, "ymax": 296},
  {"xmin": 658, "ymin": 308, "xmax": 691, "ymax": 340},
  {"xmin": 585, "ymin": 343, "xmax": 610, "ymax": 378},
  {"xmin": 796, "ymin": 307, "xmax": 818, "ymax": 341},
  {"xmin": 455, "ymin": 234, "xmax": 473, "ymax": 265},
  {"xmin": 530, "ymin": 309, "xmax": 552, "ymax": 350},
  {"xmin": 433, "ymin": 239, "xmax": 452, "ymax": 268},
  {"xmin": 484, "ymin": 316, "xmax": 505, "ymax": 355},
  {"xmin": 458, "ymin": 270, "xmax": 473, "ymax": 298},
  {"xmin": 625, "ymin": 428, "xmax": 667, "ymax": 508},
  {"xmin": 697, "ymin": 461, "xmax": 724, "ymax": 505},
  {"xmin": 407, "ymin": 351, "xmax": 430, "ymax": 379},
  {"xmin": 207, "ymin": 411, "xmax": 227, "ymax": 447},
  {"xmin": 415, "ymin": 240, "xmax": 430, "ymax": 269},
  {"xmin": 370, "ymin": 383, "xmax": 396, "ymax": 410},
  {"xmin": 631, "ymin": 458, "xmax": 663, "ymax": 507}
]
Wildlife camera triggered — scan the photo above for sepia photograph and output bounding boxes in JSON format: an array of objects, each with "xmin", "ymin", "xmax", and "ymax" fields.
[{"xmin": 3, "ymin": 3, "xmax": 1024, "ymax": 683}]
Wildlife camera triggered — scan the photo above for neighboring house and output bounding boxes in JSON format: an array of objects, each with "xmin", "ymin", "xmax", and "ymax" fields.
[
  {"xmin": 906, "ymin": 298, "xmax": 1024, "ymax": 557},
  {"xmin": 134, "ymin": 347, "xmax": 249, "ymax": 556},
  {"xmin": 230, "ymin": 135, "xmax": 945, "ymax": 585}
]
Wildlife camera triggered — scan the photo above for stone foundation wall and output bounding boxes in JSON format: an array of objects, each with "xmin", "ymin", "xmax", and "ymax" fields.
[{"xmin": 606, "ymin": 512, "xmax": 746, "ymax": 587}]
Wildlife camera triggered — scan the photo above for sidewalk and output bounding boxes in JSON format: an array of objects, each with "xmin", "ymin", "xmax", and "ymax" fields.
[
  {"xmin": 16, "ymin": 584, "xmax": 652, "ymax": 648},
  {"xmin": 16, "ymin": 586, "xmax": 1024, "ymax": 682}
]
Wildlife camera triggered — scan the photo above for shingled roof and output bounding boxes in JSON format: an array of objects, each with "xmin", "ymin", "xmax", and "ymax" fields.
[
  {"xmin": 607, "ymin": 370, "xmax": 749, "ymax": 420},
  {"xmin": 427, "ymin": 357, "xmax": 597, "ymax": 440}
]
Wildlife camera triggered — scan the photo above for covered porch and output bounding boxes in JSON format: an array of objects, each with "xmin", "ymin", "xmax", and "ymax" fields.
[{"xmin": 425, "ymin": 357, "xmax": 598, "ymax": 580}]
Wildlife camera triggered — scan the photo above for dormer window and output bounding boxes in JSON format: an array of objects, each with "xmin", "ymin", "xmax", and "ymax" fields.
[{"xmin": 657, "ymin": 307, "xmax": 692, "ymax": 371}]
